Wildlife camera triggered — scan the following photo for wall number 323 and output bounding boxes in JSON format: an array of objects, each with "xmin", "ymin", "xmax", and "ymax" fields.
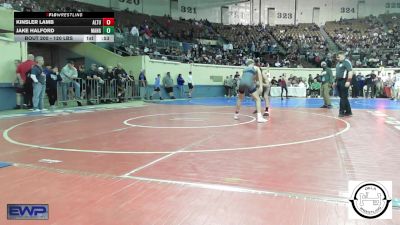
[{"xmin": 277, "ymin": 13, "xmax": 293, "ymax": 19}]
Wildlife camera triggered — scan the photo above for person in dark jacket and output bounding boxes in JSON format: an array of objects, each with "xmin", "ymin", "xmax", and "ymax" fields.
[
  {"xmin": 77, "ymin": 65, "xmax": 87, "ymax": 100},
  {"xmin": 365, "ymin": 71, "xmax": 376, "ymax": 98},
  {"xmin": 114, "ymin": 63, "xmax": 132, "ymax": 102},
  {"xmin": 139, "ymin": 70, "xmax": 148, "ymax": 100},
  {"xmin": 357, "ymin": 73, "xmax": 365, "ymax": 97},
  {"xmin": 351, "ymin": 72, "xmax": 361, "ymax": 98},
  {"xmin": 46, "ymin": 66, "xmax": 62, "ymax": 109},
  {"xmin": 320, "ymin": 61, "xmax": 333, "ymax": 108},
  {"xmin": 177, "ymin": 74, "xmax": 185, "ymax": 98}
]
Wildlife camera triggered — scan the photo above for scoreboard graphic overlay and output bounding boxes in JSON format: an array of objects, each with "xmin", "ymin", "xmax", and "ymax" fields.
[{"xmin": 14, "ymin": 12, "xmax": 115, "ymax": 42}]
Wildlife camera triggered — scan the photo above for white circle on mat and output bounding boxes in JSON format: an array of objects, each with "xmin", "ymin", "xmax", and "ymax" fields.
[
  {"xmin": 123, "ymin": 112, "xmax": 256, "ymax": 129},
  {"xmin": 3, "ymin": 111, "xmax": 350, "ymax": 154}
]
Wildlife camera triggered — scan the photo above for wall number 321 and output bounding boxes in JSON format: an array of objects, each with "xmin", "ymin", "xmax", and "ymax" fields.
[{"xmin": 181, "ymin": 6, "xmax": 197, "ymax": 14}]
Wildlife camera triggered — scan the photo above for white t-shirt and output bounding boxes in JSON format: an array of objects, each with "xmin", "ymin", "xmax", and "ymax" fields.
[
  {"xmin": 188, "ymin": 75, "xmax": 193, "ymax": 84},
  {"xmin": 394, "ymin": 74, "xmax": 400, "ymax": 87},
  {"xmin": 130, "ymin": 26, "xmax": 139, "ymax": 37}
]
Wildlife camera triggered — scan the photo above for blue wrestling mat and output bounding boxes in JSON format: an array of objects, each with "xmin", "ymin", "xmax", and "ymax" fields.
[
  {"xmin": 151, "ymin": 97, "xmax": 400, "ymax": 110},
  {"xmin": 0, "ymin": 162, "xmax": 12, "ymax": 169}
]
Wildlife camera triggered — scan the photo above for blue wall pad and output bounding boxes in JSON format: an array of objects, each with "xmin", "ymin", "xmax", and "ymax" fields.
[
  {"xmin": 394, "ymin": 198, "xmax": 400, "ymax": 208},
  {"xmin": 0, "ymin": 83, "xmax": 17, "ymax": 110},
  {"xmin": 0, "ymin": 162, "xmax": 12, "ymax": 169}
]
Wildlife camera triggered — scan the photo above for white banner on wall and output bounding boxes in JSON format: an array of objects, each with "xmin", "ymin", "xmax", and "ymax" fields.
[
  {"xmin": 228, "ymin": 2, "xmax": 251, "ymax": 25},
  {"xmin": 112, "ymin": 0, "xmax": 143, "ymax": 12}
]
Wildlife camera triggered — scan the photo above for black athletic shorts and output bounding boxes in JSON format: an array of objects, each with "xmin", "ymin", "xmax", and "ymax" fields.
[
  {"xmin": 188, "ymin": 83, "xmax": 193, "ymax": 89},
  {"xmin": 15, "ymin": 85, "xmax": 24, "ymax": 94},
  {"xmin": 165, "ymin": 87, "xmax": 173, "ymax": 93}
]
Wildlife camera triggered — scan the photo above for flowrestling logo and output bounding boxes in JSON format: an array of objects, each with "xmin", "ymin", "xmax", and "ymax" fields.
[{"xmin": 348, "ymin": 181, "xmax": 392, "ymax": 219}]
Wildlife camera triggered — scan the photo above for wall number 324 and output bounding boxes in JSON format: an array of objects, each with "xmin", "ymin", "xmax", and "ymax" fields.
[{"xmin": 341, "ymin": 7, "xmax": 355, "ymax": 13}]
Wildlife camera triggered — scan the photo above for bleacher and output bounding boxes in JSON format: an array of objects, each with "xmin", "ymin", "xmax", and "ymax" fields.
[{"xmin": 3, "ymin": 0, "xmax": 400, "ymax": 68}]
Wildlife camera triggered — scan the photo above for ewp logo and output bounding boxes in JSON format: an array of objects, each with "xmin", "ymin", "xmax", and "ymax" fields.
[{"xmin": 7, "ymin": 204, "xmax": 49, "ymax": 220}]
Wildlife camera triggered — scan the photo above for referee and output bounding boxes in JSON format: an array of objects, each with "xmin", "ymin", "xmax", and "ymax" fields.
[{"xmin": 334, "ymin": 52, "xmax": 353, "ymax": 117}]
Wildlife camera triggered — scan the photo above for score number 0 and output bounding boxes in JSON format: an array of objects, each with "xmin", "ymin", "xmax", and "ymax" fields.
[
  {"xmin": 102, "ymin": 18, "xmax": 115, "ymax": 34},
  {"xmin": 102, "ymin": 18, "xmax": 115, "ymax": 26}
]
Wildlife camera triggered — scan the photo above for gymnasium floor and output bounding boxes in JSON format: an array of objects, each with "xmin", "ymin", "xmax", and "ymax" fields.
[{"xmin": 0, "ymin": 97, "xmax": 399, "ymax": 224}]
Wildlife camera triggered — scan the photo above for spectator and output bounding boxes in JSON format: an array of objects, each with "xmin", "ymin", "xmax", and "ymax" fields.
[
  {"xmin": 16, "ymin": 54, "xmax": 35, "ymax": 109},
  {"xmin": 77, "ymin": 65, "xmax": 87, "ymax": 100},
  {"xmin": 86, "ymin": 64, "xmax": 99, "ymax": 105},
  {"xmin": 13, "ymin": 59, "xmax": 23, "ymax": 109},
  {"xmin": 280, "ymin": 74, "xmax": 288, "ymax": 100},
  {"xmin": 162, "ymin": 72, "xmax": 175, "ymax": 99},
  {"xmin": 139, "ymin": 69, "xmax": 148, "ymax": 99},
  {"xmin": 104, "ymin": 66, "xmax": 116, "ymax": 101},
  {"xmin": 298, "ymin": 79, "xmax": 306, "ymax": 87},
  {"xmin": 351, "ymin": 72, "xmax": 361, "ymax": 98},
  {"xmin": 97, "ymin": 67, "xmax": 106, "ymax": 82},
  {"xmin": 310, "ymin": 78, "xmax": 321, "ymax": 97},
  {"xmin": 97, "ymin": 67, "xmax": 107, "ymax": 102},
  {"xmin": 45, "ymin": 66, "xmax": 62, "ymax": 110},
  {"xmin": 60, "ymin": 61, "xmax": 81, "ymax": 106},
  {"xmin": 150, "ymin": 74, "xmax": 163, "ymax": 100},
  {"xmin": 392, "ymin": 71, "xmax": 400, "ymax": 101},
  {"xmin": 129, "ymin": 70, "xmax": 136, "ymax": 82},
  {"xmin": 369, "ymin": 71, "xmax": 378, "ymax": 98},
  {"xmin": 114, "ymin": 63, "xmax": 132, "ymax": 102},
  {"xmin": 105, "ymin": 66, "xmax": 116, "ymax": 81},
  {"xmin": 223, "ymin": 76, "xmax": 230, "ymax": 97},
  {"xmin": 130, "ymin": 26, "xmax": 139, "ymax": 37},
  {"xmin": 357, "ymin": 73, "xmax": 365, "ymax": 97},
  {"xmin": 1, "ymin": 0, "xmax": 13, "ymax": 9},
  {"xmin": 364, "ymin": 72, "xmax": 372, "ymax": 98},
  {"xmin": 374, "ymin": 74, "xmax": 383, "ymax": 97},
  {"xmin": 78, "ymin": 65, "xmax": 87, "ymax": 80},
  {"xmin": 320, "ymin": 61, "xmax": 333, "ymax": 108},
  {"xmin": 271, "ymin": 77, "xmax": 278, "ymax": 86},
  {"xmin": 233, "ymin": 73, "xmax": 240, "ymax": 96},
  {"xmin": 30, "ymin": 56, "xmax": 46, "ymax": 112},
  {"xmin": 177, "ymin": 74, "xmax": 185, "ymax": 98},
  {"xmin": 228, "ymin": 75, "xmax": 235, "ymax": 97},
  {"xmin": 308, "ymin": 74, "xmax": 313, "ymax": 87}
]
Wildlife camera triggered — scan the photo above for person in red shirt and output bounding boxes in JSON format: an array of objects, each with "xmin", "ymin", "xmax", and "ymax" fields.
[{"xmin": 16, "ymin": 54, "xmax": 36, "ymax": 108}]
